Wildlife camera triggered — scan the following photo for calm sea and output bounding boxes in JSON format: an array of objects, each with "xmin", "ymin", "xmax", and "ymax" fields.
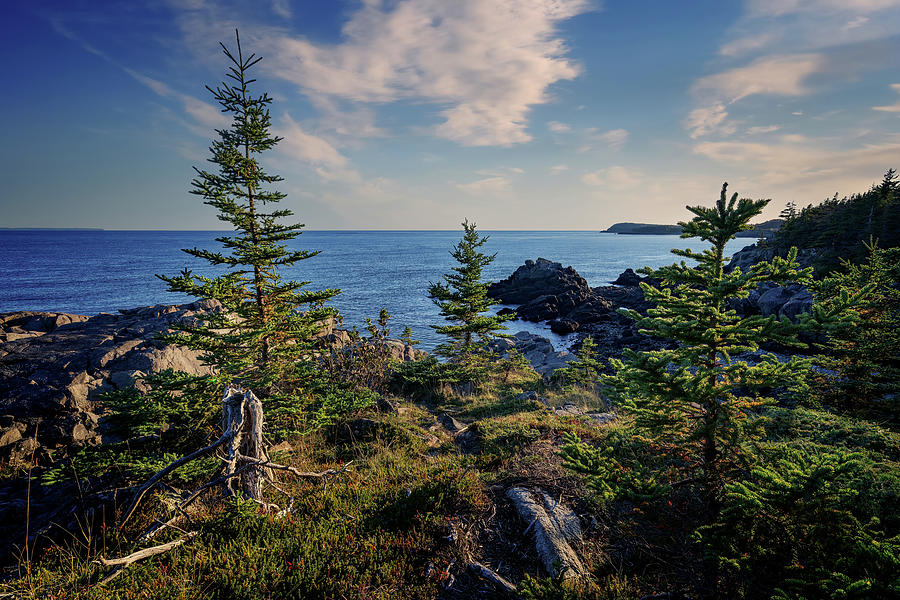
[{"xmin": 0, "ymin": 230, "xmax": 748, "ymax": 351}]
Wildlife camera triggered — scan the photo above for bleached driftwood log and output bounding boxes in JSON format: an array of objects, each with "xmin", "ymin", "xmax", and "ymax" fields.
[
  {"xmin": 505, "ymin": 486, "xmax": 587, "ymax": 583},
  {"xmin": 94, "ymin": 532, "xmax": 198, "ymax": 585}
]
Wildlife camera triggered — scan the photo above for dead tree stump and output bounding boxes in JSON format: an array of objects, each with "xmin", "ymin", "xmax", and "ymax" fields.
[{"xmin": 221, "ymin": 385, "xmax": 271, "ymax": 500}]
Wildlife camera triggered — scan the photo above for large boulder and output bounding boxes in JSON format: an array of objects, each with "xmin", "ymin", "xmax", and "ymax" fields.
[
  {"xmin": 611, "ymin": 268, "xmax": 644, "ymax": 287},
  {"xmin": 727, "ymin": 244, "xmax": 777, "ymax": 272},
  {"xmin": 0, "ymin": 301, "xmax": 222, "ymax": 462},
  {"xmin": 0, "ymin": 311, "xmax": 91, "ymax": 342},
  {"xmin": 757, "ymin": 283, "xmax": 813, "ymax": 320},
  {"xmin": 488, "ymin": 258, "xmax": 591, "ymax": 310},
  {"xmin": 566, "ymin": 294, "xmax": 615, "ymax": 325}
]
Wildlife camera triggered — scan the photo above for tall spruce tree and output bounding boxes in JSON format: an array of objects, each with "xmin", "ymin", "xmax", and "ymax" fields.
[
  {"xmin": 429, "ymin": 220, "xmax": 513, "ymax": 361},
  {"xmin": 158, "ymin": 31, "xmax": 338, "ymax": 416},
  {"xmin": 608, "ymin": 185, "xmax": 819, "ymax": 515}
]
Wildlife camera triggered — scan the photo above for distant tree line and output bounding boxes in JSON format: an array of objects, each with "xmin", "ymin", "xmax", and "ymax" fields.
[{"xmin": 766, "ymin": 168, "xmax": 899, "ymax": 273}]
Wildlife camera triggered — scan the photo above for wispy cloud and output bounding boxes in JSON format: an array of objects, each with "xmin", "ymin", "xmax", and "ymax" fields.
[
  {"xmin": 457, "ymin": 176, "xmax": 511, "ymax": 195},
  {"xmin": 548, "ymin": 121, "xmax": 571, "ymax": 133},
  {"xmin": 746, "ymin": 125, "xmax": 780, "ymax": 135},
  {"xmin": 719, "ymin": 33, "xmax": 774, "ymax": 57},
  {"xmin": 551, "ymin": 165, "xmax": 568, "ymax": 175},
  {"xmin": 278, "ymin": 114, "xmax": 348, "ymax": 168},
  {"xmin": 694, "ymin": 53, "xmax": 824, "ymax": 103},
  {"xmin": 843, "ymin": 15, "xmax": 870, "ymax": 30},
  {"xmin": 578, "ymin": 127, "xmax": 630, "ymax": 151},
  {"xmin": 597, "ymin": 128, "xmax": 629, "ymax": 149},
  {"xmin": 874, "ymin": 83, "xmax": 900, "ymax": 112},
  {"xmin": 47, "ymin": 13, "xmax": 228, "ymax": 133},
  {"xmin": 687, "ymin": 54, "xmax": 823, "ymax": 139},
  {"xmin": 271, "ymin": 0, "xmax": 291, "ymax": 19},
  {"xmin": 582, "ymin": 166, "xmax": 642, "ymax": 190},
  {"xmin": 686, "ymin": 104, "xmax": 735, "ymax": 139},
  {"xmin": 693, "ymin": 134, "xmax": 900, "ymax": 190},
  {"xmin": 124, "ymin": 69, "xmax": 228, "ymax": 130},
  {"xmin": 747, "ymin": 0, "xmax": 900, "ymax": 18}
]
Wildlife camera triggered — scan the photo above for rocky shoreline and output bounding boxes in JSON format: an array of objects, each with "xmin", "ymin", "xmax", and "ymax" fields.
[{"xmin": 0, "ymin": 244, "xmax": 817, "ymax": 468}]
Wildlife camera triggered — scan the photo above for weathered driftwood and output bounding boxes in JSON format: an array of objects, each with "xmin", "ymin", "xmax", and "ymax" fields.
[{"xmin": 505, "ymin": 486, "xmax": 587, "ymax": 582}]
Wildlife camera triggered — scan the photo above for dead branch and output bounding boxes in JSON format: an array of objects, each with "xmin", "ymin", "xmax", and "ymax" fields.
[
  {"xmin": 468, "ymin": 561, "xmax": 518, "ymax": 596},
  {"xmin": 95, "ymin": 532, "xmax": 197, "ymax": 586},
  {"xmin": 118, "ymin": 430, "xmax": 229, "ymax": 527}
]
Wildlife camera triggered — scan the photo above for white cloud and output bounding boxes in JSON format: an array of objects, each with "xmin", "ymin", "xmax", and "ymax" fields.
[
  {"xmin": 124, "ymin": 68, "xmax": 229, "ymax": 130},
  {"xmin": 266, "ymin": 0, "xmax": 592, "ymax": 146},
  {"xmin": 694, "ymin": 53, "xmax": 824, "ymax": 104},
  {"xmin": 277, "ymin": 114, "xmax": 348, "ymax": 168},
  {"xmin": 457, "ymin": 176, "xmax": 510, "ymax": 195},
  {"xmin": 747, "ymin": 0, "xmax": 900, "ymax": 18},
  {"xmin": 308, "ymin": 96, "xmax": 388, "ymax": 141},
  {"xmin": 746, "ymin": 125, "xmax": 780, "ymax": 135},
  {"xmin": 271, "ymin": 0, "xmax": 291, "ymax": 19},
  {"xmin": 693, "ymin": 135, "xmax": 900, "ymax": 190},
  {"xmin": 47, "ymin": 20, "xmax": 228, "ymax": 133},
  {"xmin": 686, "ymin": 104, "xmax": 735, "ymax": 139},
  {"xmin": 687, "ymin": 54, "xmax": 824, "ymax": 139},
  {"xmin": 843, "ymin": 15, "xmax": 870, "ymax": 30},
  {"xmin": 548, "ymin": 121, "xmax": 571, "ymax": 133},
  {"xmin": 551, "ymin": 164, "xmax": 568, "ymax": 174},
  {"xmin": 597, "ymin": 128, "xmax": 629, "ymax": 149},
  {"xmin": 582, "ymin": 166, "xmax": 642, "ymax": 190},
  {"xmin": 579, "ymin": 127, "xmax": 630, "ymax": 151},
  {"xmin": 874, "ymin": 83, "xmax": 900, "ymax": 112},
  {"xmin": 719, "ymin": 33, "xmax": 774, "ymax": 57}
]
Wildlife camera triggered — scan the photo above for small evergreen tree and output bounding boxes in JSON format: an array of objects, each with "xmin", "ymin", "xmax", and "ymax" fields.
[
  {"xmin": 158, "ymin": 31, "xmax": 339, "ymax": 429},
  {"xmin": 428, "ymin": 220, "xmax": 513, "ymax": 362},
  {"xmin": 552, "ymin": 336, "xmax": 604, "ymax": 391},
  {"xmin": 400, "ymin": 325, "xmax": 419, "ymax": 349},
  {"xmin": 779, "ymin": 201, "xmax": 797, "ymax": 221},
  {"xmin": 815, "ymin": 243, "xmax": 900, "ymax": 418},
  {"xmin": 705, "ymin": 446, "xmax": 900, "ymax": 598}
]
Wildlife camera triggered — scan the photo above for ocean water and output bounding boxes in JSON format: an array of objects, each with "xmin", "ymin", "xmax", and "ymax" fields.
[{"xmin": 0, "ymin": 230, "xmax": 749, "ymax": 351}]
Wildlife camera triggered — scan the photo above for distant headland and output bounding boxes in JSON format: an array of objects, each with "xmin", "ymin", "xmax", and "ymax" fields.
[{"xmin": 603, "ymin": 219, "xmax": 782, "ymax": 238}]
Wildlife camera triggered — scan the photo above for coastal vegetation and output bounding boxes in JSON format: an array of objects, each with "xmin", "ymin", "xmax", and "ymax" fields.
[{"xmin": 3, "ymin": 35, "xmax": 900, "ymax": 600}]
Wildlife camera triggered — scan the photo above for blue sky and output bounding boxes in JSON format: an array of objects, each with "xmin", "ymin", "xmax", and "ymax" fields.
[{"xmin": 3, "ymin": 0, "xmax": 900, "ymax": 230}]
